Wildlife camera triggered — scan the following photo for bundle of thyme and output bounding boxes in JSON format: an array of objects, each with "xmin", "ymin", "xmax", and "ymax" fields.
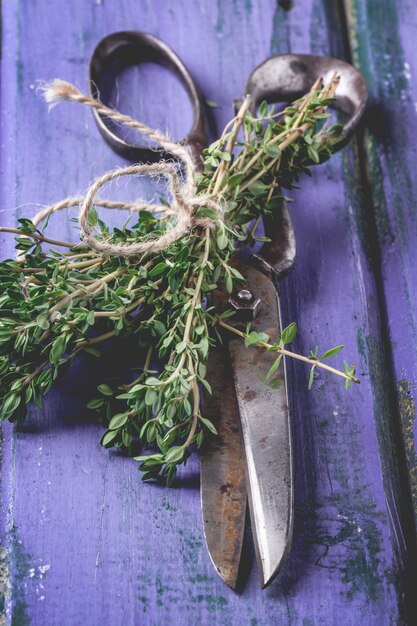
[{"xmin": 0, "ymin": 75, "xmax": 359, "ymax": 484}]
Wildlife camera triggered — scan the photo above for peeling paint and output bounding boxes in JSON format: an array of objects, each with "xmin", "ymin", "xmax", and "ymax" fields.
[
  {"xmin": 0, "ymin": 545, "xmax": 11, "ymax": 626},
  {"xmin": 8, "ymin": 525, "xmax": 31, "ymax": 626},
  {"xmin": 397, "ymin": 380, "xmax": 417, "ymax": 526}
]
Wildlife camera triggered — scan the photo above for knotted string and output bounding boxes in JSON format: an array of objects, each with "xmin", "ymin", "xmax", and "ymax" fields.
[{"xmin": 35, "ymin": 80, "xmax": 224, "ymax": 256}]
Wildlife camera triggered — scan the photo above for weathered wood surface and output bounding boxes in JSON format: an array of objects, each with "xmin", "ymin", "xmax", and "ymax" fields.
[
  {"xmin": 344, "ymin": 0, "xmax": 417, "ymax": 531},
  {"xmin": 1, "ymin": 1, "xmax": 416, "ymax": 624}
]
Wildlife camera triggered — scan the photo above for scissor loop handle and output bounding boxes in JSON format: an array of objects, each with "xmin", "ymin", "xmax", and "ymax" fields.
[
  {"xmin": 238, "ymin": 54, "xmax": 367, "ymax": 154},
  {"xmin": 244, "ymin": 55, "xmax": 366, "ymax": 282},
  {"xmin": 89, "ymin": 31, "xmax": 206, "ymax": 165}
]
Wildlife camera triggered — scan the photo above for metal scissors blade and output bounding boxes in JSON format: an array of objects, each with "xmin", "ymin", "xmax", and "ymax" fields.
[
  {"xmin": 201, "ymin": 200, "xmax": 295, "ymax": 589},
  {"xmin": 228, "ymin": 260, "xmax": 293, "ymax": 587},
  {"xmin": 200, "ymin": 341, "xmax": 247, "ymax": 588}
]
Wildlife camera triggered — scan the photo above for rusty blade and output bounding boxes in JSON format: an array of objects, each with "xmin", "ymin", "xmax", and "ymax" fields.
[
  {"xmin": 228, "ymin": 261, "xmax": 293, "ymax": 588},
  {"xmin": 201, "ymin": 342, "xmax": 247, "ymax": 589}
]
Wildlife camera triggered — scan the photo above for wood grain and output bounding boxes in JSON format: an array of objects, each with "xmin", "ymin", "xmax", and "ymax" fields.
[{"xmin": 1, "ymin": 1, "xmax": 416, "ymax": 624}]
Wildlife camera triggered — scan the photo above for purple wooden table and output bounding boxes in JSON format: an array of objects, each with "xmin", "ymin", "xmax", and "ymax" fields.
[{"xmin": 1, "ymin": 1, "xmax": 417, "ymax": 624}]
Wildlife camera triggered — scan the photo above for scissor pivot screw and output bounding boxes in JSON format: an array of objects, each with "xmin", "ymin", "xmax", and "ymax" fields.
[
  {"xmin": 230, "ymin": 289, "xmax": 261, "ymax": 321},
  {"xmin": 237, "ymin": 289, "xmax": 253, "ymax": 301}
]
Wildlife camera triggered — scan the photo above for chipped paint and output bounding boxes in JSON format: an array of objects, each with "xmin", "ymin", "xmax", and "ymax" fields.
[
  {"xmin": 317, "ymin": 495, "xmax": 385, "ymax": 601},
  {"xmin": 397, "ymin": 380, "xmax": 417, "ymax": 526},
  {"xmin": 8, "ymin": 525, "xmax": 31, "ymax": 626},
  {"xmin": 0, "ymin": 545, "xmax": 11, "ymax": 626}
]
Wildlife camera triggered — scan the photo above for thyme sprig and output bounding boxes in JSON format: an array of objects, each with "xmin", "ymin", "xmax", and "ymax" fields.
[{"xmin": 0, "ymin": 75, "xmax": 359, "ymax": 484}]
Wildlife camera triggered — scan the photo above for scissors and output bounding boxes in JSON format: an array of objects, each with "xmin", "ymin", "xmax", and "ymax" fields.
[{"xmin": 88, "ymin": 31, "xmax": 367, "ymax": 588}]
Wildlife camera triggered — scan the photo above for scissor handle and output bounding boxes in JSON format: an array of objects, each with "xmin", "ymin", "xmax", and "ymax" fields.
[
  {"xmin": 89, "ymin": 31, "xmax": 206, "ymax": 164},
  {"xmin": 236, "ymin": 54, "xmax": 367, "ymax": 154},
  {"xmin": 239, "ymin": 54, "xmax": 367, "ymax": 284}
]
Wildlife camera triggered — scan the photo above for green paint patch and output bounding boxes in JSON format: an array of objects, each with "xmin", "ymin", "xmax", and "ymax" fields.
[
  {"xmin": 161, "ymin": 499, "xmax": 177, "ymax": 512},
  {"xmin": 179, "ymin": 529, "xmax": 204, "ymax": 568},
  {"xmin": 270, "ymin": 5, "xmax": 290, "ymax": 56},
  {"xmin": 0, "ymin": 545, "xmax": 11, "ymax": 626},
  {"xmin": 317, "ymin": 492, "xmax": 385, "ymax": 602},
  {"xmin": 156, "ymin": 577, "xmax": 164, "ymax": 607},
  {"xmin": 397, "ymin": 380, "xmax": 417, "ymax": 526},
  {"xmin": 189, "ymin": 593, "xmax": 228, "ymax": 612},
  {"xmin": 356, "ymin": 327, "xmax": 368, "ymax": 369},
  {"xmin": 188, "ymin": 573, "xmax": 210, "ymax": 584},
  {"xmin": 363, "ymin": 137, "xmax": 394, "ymax": 246},
  {"xmin": 313, "ymin": 341, "xmax": 391, "ymax": 607},
  {"xmin": 8, "ymin": 525, "xmax": 32, "ymax": 626},
  {"xmin": 138, "ymin": 595, "xmax": 149, "ymax": 613},
  {"xmin": 244, "ymin": 0, "xmax": 253, "ymax": 13},
  {"xmin": 215, "ymin": 0, "xmax": 225, "ymax": 35}
]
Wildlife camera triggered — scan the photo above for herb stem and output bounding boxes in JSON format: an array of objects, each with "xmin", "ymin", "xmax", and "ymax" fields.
[
  {"xmin": 48, "ymin": 268, "xmax": 125, "ymax": 314},
  {"xmin": 0, "ymin": 227, "xmax": 77, "ymax": 249},
  {"xmin": 210, "ymin": 96, "xmax": 252, "ymax": 195},
  {"xmin": 218, "ymin": 320, "xmax": 360, "ymax": 385}
]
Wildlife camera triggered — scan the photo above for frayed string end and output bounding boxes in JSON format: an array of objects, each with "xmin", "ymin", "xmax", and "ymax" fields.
[{"xmin": 39, "ymin": 79, "xmax": 82, "ymax": 110}]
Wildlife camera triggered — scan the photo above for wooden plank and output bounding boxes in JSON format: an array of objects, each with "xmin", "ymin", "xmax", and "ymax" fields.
[
  {"xmin": 343, "ymin": 0, "xmax": 417, "ymax": 530},
  {"xmin": 0, "ymin": 0, "xmax": 415, "ymax": 624}
]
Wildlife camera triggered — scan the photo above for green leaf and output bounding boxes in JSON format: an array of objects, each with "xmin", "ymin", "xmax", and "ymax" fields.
[
  {"xmin": 36, "ymin": 314, "xmax": 50, "ymax": 330},
  {"xmin": 307, "ymin": 145, "xmax": 320, "ymax": 163},
  {"xmin": 321, "ymin": 345, "xmax": 344, "ymax": 360},
  {"xmin": 199, "ymin": 378, "xmax": 212, "ymax": 394},
  {"xmin": 308, "ymin": 365, "xmax": 316, "ymax": 390},
  {"xmin": 244, "ymin": 331, "xmax": 270, "ymax": 347},
  {"xmin": 1, "ymin": 393, "xmax": 21, "ymax": 418},
  {"xmin": 100, "ymin": 429, "xmax": 118, "ymax": 447},
  {"xmin": 149, "ymin": 262, "xmax": 167, "ymax": 278},
  {"xmin": 98, "ymin": 384, "xmax": 113, "ymax": 396},
  {"xmin": 199, "ymin": 416, "xmax": 217, "ymax": 435},
  {"xmin": 229, "ymin": 267, "xmax": 245, "ymax": 281},
  {"xmin": 227, "ymin": 172, "xmax": 245, "ymax": 189},
  {"xmin": 165, "ymin": 446, "xmax": 185, "ymax": 464},
  {"xmin": 195, "ymin": 207, "xmax": 219, "ymax": 220},
  {"xmin": 175, "ymin": 341, "xmax": 187, "ymax": 354},
  {"xmin": 87, "ymin": 207, "xmax": 99, "ymax": 227},
  {"xmin": 225, "ymin": 275, "xmax": 233, "ymax": 293},
  {"xmin": 153, "ymin": 320, "xmax": 167, "ymax": 336},
  {"xmin": 280, "ymin": 322, "xmax": 297, "ymax": 345},
  {"xmin": 49, "ymin": 335, "xmax": 66, "ymax": 363},
  {"xmin": 264, "ymin": 144, "xmax": 282, "ymax": 158},
  {"xmin": 165, "ymin": 464, "xmax": 177, "ymax": 486},
  {"xmin": 217, "ymin": 232, "xmax": 228, "ymax": 250},
  {"xmin": 87, "ymin": 398, "xmax": 104, "ymax": 410},
  {"xmin": 258, "ymin": 100, "xmax": 268, "ymax": 118},
  {"xmin": 84, "ymin": 346, "xmax": 101, "ymax": 358},
  {"xmin": 146, "ymin": 422, "xmax": 156, "ymax": 443},
  {"xmin": 205, "ymin": 99, "xmax": 220, "ymax": 109},
  {"xmin": 134, "ymin": 453, "xmax": 164, "ymax": 464},
  {"xmin": 108, "ymin": 412, "xmax": 129, "ymax": 430},
  {"xmin": 198, "ymin": 336, "xmax": 209, "ymax": 358},
  {"xmin": 86, "ymin": 310, "xmax": 95, "ymax": 325},
  {"xmin": 248, "ymin": 180, "xmax": 269, "ymax": 196},
  {"xmin": 122, "ymin": 430, "xmax": 132, "ymax": 447},
  {"xmin": 145, "ymin": 376, "xmax": 163, "ymax": 386},
  {"xmin": 267, "ymin": 354, "xmax": 283, "ymax": 379},
  {"xmin": 17, "ymin": 218, "xmax": 36, "ymax": 232},
  {"xmin": 145, "ymin": 388, "xmax": 157, "ymax": 407}
]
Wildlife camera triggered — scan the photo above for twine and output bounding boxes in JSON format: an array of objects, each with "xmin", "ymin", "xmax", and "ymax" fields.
[{"xmin": 35, "ymin": 79, "xmax": 223, "ymax": 256}]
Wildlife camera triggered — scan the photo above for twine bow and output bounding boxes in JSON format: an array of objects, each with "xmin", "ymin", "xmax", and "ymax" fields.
[{"xmin": 34, "ymin": 80, "xmax": 223, "ymax": 257}]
